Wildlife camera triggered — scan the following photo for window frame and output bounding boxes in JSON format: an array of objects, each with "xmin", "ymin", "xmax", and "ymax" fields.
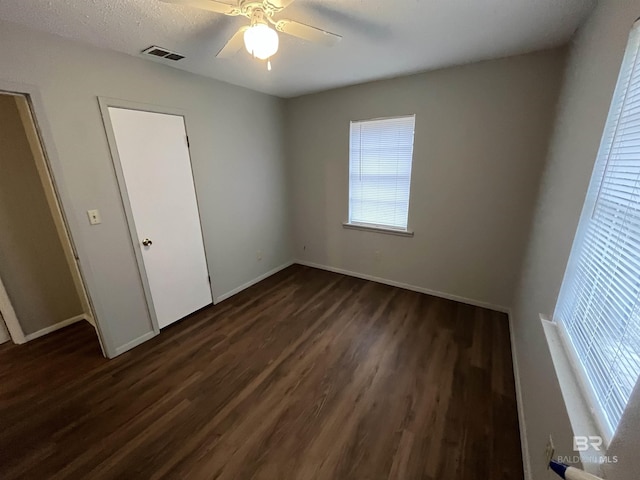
[
  {"xmin": 345, "ymin": 114, "xmax": 416, "ymax": 234},
  {"xmin": 552, "ymin": 20, "xmax": 640, "ymax": 443}
]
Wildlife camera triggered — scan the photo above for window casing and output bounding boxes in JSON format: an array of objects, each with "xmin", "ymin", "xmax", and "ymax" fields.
[
  {"xmin": 348, "ymin": 115, "xmax": 416, "ymax": 231},
  {"xmin": 554, "ymin": 22, "xmax": 640, "ymax": 439}
]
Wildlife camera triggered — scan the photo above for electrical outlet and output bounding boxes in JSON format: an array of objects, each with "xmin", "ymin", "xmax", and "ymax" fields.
[{"xmin": 544, "ymin": 435, "xmax": 555, "ymax": 468}]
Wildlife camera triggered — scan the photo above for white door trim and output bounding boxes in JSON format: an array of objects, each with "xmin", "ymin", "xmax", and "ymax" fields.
[
  {"xmin": 0, "ymin": 315, "xmax": 10, "ymax": 345},
  {"xmin": 0, "ymin": 271, "xmax": 25, "ymax": 344},
  {"xmin": 0, "ymin": 82, "xmax": 108, "ymax": 354},
  {"xmin": 97, "ymin": 97, "xmax": 213, "ymax": 333},
  {"xmin": 13, "ymin": 96, "xmax": 95, "ymax": 322}
]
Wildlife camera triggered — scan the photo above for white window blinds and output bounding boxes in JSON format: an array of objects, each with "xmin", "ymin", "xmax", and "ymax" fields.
[
  {"xmin": 554, "ymin": 23, "xmax": 640, "ymax": 437},
  {"xmin": 348, "ymin": 115, "xmax": 416, "ymax": 230}
]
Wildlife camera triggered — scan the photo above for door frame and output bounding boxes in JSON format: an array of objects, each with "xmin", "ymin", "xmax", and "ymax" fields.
[
  {"xmin": 97, "ymin": 97, "xmax": 213, "ymax": 333},
  {"xmin": 0, "ymin": 271, "xmax": 25, "ymax": 344},
  {"xmin": 0, "ymin": 81, "xmax": 106, "ymax": 354}
]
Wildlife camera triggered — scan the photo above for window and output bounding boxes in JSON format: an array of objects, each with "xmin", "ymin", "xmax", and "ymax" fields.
[
  {"xmin": 554, "ymin": 23, "xmax": 640, "ymax": 439},
  {"xmin": 347, "ymin": 115, "xmax": 416, "ymax": 231}
]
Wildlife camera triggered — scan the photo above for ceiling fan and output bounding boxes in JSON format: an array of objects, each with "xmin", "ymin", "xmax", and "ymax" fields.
[{"xmin": 160, "ymin": 0, "xmax": 342, "ymax": 69}]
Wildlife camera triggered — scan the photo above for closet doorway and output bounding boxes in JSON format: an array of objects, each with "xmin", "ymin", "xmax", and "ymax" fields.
[{"xmin": 0, "ymin": 91, "xmax": 99, "ymax": 352}]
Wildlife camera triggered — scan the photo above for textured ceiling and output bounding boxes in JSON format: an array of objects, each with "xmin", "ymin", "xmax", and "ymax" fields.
[{"xmin": 0, "ymin": 0, "xmax": 596, "ymax": 97}]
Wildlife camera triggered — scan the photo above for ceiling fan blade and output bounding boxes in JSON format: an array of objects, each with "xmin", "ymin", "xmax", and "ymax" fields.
[
  {"xmin": 160, "ymin": 0, "xmax": 239, "ymax": 15},
  {"xmin": 216, "ymin": 26, "xmax": 248, "ymax": 58},
  {"xmin": 275, "ymin": 20, "xmax": 342, "ymax": 47}
]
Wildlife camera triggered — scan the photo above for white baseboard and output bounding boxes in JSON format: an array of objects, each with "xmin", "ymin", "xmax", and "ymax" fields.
[
  {"xmin": 113, "ymin": 261, "xmax": 294, "ymax": 357},
  {"xmin": 24, "ymin": 314, "xmax": 86, "ymax": 342},
  {"xmin": 294, "ymin": 260, "xmax": 510, "ymax": 313},
  {"xmin": 214, "ymin": 260, "xmax": 295, "ymax": 304},
  {"xmin": 509, "ymin": 313, "xmax": 532, "ymax": 480},
  {"xmin": 84, "ymin": 315, "xmax": 96, "ymax": 327},
  {"xmin": 113, "ymin": 331, "xmax": 157, "ymax": 357}
]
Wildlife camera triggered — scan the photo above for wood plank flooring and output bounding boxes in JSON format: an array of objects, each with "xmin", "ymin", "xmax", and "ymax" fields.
[{"xmin": 0, "ymin": 265, "xmax": 523, "ymax": 479}]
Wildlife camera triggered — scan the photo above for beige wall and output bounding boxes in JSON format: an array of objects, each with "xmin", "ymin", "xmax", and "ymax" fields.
[
  {"xmin": 286, "ymin": 48, "xmax": 566, "ymax": 309},
  {"xmin": 0, "ymin": 20, "xmax": 292, "ymax": 356},
  {"xmin": 0, "ymin": 95, "xmax": 82, "ymax": 335},
  {"xmin": 511, "ymin": 2, "xmax": 640, "ymax": 479}
]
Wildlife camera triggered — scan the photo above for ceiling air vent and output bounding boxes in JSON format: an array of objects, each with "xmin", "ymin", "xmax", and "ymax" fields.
[{"xmin": 141, "ymin": 46, "xmax": 185, "ymax": 62}]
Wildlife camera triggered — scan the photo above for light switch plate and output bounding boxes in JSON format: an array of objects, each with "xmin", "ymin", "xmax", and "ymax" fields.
[
  {"xmin": 87, "ymin": 209, "xmax": 101, "ymax": 225},
  {"xmin": 545, "ymin": 435, "xmax": 555, "ymax": 468}
]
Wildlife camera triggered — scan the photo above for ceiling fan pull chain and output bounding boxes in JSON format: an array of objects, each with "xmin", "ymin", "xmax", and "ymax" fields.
[{"xmin": 267, "ymin": 59, "xmax": 272, "ymax": 71}]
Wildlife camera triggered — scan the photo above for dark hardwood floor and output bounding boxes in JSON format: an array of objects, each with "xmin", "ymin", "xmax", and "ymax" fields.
[{"xmin": 0, "ymin": 265, "xmax": 523, "ymax": 479}]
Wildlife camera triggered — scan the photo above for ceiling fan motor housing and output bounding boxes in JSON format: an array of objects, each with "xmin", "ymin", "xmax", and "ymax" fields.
[
  {"xmin": 248, "ymin": 7, "xmax": 268, "ymax": 27},
  {"xmin": 240, "ymin": 1, "xmax": 281, "ymax": 21}
]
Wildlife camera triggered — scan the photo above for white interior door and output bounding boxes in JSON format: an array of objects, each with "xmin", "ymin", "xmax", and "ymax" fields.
[{"xmin": 108, "ymin": 107, "xmax": 212, "ymax": 329}]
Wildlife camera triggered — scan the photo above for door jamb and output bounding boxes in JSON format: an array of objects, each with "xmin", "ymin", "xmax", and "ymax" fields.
[
  {"xmin": 0, "ymin": 82, "xmax": 109, "ymax": 355},
  {"xmin": 97, "ymin": 96, "xmax": 214, "ymax": 334},
  {"xmin": 0, "ymin": 272, "xmax": 25, "ymax": 344},
  {"xmin": 14, "ymin": 96, "xmax": 96, "ymax": 324}
]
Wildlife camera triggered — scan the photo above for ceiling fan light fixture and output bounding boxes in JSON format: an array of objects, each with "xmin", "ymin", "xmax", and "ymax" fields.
[{"xmin": 244, "ymin": 23, "xmax": 279, "ymax": 60}]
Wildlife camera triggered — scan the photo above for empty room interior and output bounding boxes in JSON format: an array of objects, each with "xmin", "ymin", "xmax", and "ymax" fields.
[{"xmin": 1, "ymin": 1, "xmax": 640, "ymax": 479}]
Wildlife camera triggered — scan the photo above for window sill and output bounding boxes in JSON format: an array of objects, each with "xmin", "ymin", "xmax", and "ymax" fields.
[
  {"xmin": 342, "ymin": 222, "xmax": 414, "ymax": 237},
  {"xmin": 540, "ymin": 314, "xmax": 608, "ymax": 475}
]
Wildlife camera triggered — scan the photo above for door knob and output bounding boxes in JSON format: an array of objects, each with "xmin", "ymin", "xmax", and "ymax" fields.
[{"xmin": 142, "ymin": 238, "xmax": 153, "ymax": 247}]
